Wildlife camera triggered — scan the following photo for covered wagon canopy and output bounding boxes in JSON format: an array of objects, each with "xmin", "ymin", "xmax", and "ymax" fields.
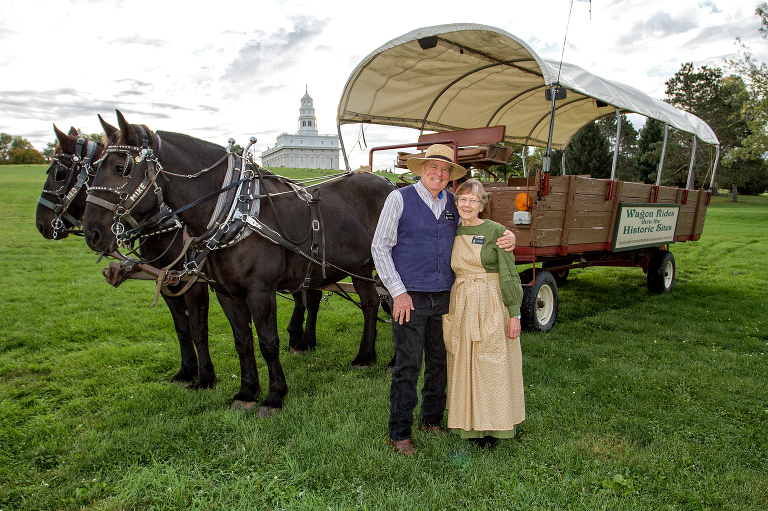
[{"xmin": 337, "ymin": 23, "xmax": 719, "ymax": 154}]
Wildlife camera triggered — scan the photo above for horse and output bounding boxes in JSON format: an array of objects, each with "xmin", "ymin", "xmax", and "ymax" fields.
[
  {"xmin": 37, "ymin": 122, "xmax": 327, "ymax": 387},
  {"xmin": 83, "ymin": 111, "xmax": 395, "ymax": 415},
  {"xmin": 36, "ymin": 122, "xmax": 216, "ymax": 388}
]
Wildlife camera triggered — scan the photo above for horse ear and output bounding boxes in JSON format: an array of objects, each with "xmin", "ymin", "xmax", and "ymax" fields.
[
  {"xmin": 115, "ymin": 109, "xmax": 130, "ymax": 134},
  {"xmin": 99, "ymin": 114, "xmax": 118, "ymax": 139},
  {"xmin": 68, "ymin": 126, "xmax": 79, "ymax": 137},
  {"xmin": 53, "ymin": 123, "xmax": 76, "ymax": 153}
]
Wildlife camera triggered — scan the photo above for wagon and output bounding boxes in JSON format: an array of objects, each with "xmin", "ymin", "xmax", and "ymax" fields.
[{"xmin": 335, "ymin": 24, "xmax": 719, "ymax": 331}]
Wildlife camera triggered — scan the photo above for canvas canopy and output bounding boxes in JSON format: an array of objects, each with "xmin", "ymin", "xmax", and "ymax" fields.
[{"xmin": 337, "ymin": 24, "xmax": 719, "ymax": 151}]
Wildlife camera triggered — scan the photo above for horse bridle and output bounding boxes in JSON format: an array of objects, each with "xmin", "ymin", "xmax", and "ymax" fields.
[
  {"xmin": 87, "ymin": 125, "xmax": 165, "ymax": 247},
  {"xmin": 38, "ymin": 137, "xmax": 99, "ymax": 239}
]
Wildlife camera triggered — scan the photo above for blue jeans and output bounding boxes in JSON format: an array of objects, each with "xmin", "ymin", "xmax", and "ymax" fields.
[{"xmin": 389, "ymin": 291, "xmax": 450, "ymax": 441}]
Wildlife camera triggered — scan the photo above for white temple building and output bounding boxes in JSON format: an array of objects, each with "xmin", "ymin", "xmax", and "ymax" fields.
[{"xmin": 260, "ymin": 90, "xmax": 340, "ymax": 170}]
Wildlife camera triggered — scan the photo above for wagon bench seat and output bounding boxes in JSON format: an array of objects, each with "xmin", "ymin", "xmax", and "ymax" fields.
[{"xmin": 395, "ymin": 125, "xmax": 515, "ymax": 170}]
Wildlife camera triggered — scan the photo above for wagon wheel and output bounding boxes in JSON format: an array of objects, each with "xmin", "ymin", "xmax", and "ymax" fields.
[
  {"xmin": 541, "ymin": 261, "xmax": 569, "ymax": 286},
  {"xmin": 647, "ymin": 250, "xmax": 675, "ymax": 294},
  {"xmin": 520, "ymin": 269, "xmax": 559, "ymax": 332}
]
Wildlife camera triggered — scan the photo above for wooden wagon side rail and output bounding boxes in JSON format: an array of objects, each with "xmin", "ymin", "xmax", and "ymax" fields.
[{"xmin": 486, "ymin": 174, "xmax": 711, "ymax": 265}]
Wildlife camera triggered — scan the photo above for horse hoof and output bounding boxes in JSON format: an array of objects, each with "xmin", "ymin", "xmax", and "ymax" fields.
[
  {"xmin": 350, "ymin": 357, "xmax": 374, "ymax": 369},
  {"xmin": 387, "ymin": 366, "xmax": 394, "ymax": 374},
  {"xmin": 172, "ymin": 372, "xmax": 196, "ymax": 384},
  {"xmin": 290, "ymin": 347, "xmax": 308, "ymax": 355},
  {"xmin": 231, "ymin": 400, "xmax": 258, "ymax": 412},
  {"xmin": 257, "ymin": 406, "xmax": 280, "ymax": 418},
  {"xmin": 195, "ymin": 379, "xmax": 216, "ymax": 390}
]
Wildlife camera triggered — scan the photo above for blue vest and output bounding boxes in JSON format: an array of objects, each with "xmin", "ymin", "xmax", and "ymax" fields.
[{"xmin": 392, "ymin": 185, "xmax": 460, "ymax": 292}]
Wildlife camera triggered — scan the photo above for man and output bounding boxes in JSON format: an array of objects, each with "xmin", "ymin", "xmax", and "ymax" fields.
[{"xmin": 371, "ymin": 144, "xmax": 516, "ymax": 456}]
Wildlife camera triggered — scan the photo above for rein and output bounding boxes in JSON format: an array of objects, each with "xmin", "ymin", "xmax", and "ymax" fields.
[{"xmin": 90, "ymin": 130, "xmax": 379, "ymax": 303}]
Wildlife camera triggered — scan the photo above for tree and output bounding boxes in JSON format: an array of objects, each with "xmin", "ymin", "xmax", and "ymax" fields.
[
  {"xmin": 10, "ymin": 147, "xmax": 45, "ymax": 164},
  {"xmin": 563, "ymin": 121, "xmax": 612, "ymax": 178},
  {"xmin": 665, "ymin": 63, "xmax": 760, "ymax": 194},
  {"xmin": 487, "ymin": 143, "xmax": 527, "ymax": 181},
  {"xmin": 597, "ymin": 113, "xmax": 639, "ymax": 181},
  {"xmin": 634, "ymin": 118, "xmax": 666, "ymax": 184},
  {"xmin": 85, "ymin": 133, "xmax": 104, "ymax": 144},
  {"xmin": 0, "ymin": 133, "xmax": 45, "ymax": 165},
  {"xmin": 43, "ymin": 141, "xmax": 57, "ymax": 162},
  {"xmin": 725, "ymin": 2, "xmax": 768, "ymax": 163},
  {"xmin": 0, "ymin": 133, "xmax": 14, "ymax": 163}
]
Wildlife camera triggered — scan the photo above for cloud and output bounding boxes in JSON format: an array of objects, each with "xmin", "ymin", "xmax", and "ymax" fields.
[
  {"xmin": 113, "ymin": 78, "xmax": 154, "ymax": 97},
  {"xmin": 1, "ymin": 88, "xmax": 92, "ymax": 117},
  {"xmin": 678, "ymin": 22, "xmax": 747, "ymax": 51},
  {"xmin": 222, "ymin": 15, "xmax": 327, "ymax": 85},
  {"xmin": 106, "ymin": 36, "xmax": 166, "ymax": 48},
  {"xmin": 0, "ymin": 89, "xmax": 187, "ymax": 125},
  {"xmin": 616, "ymin": 10, "xmax": 700, "ymax": 45},
  {"xmin": 0, "ymin": 26, "xmax": 14, "ymax": 41},
  {"xmin": 698, "ymin": 1, "xmax": 721, "ymax": 14}
]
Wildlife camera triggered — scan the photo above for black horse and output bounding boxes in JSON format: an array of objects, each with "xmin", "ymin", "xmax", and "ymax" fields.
[
  {"xmin": 83, "ymin": 111, "xmax": 394, "ymax": 415},
  {"xmin": 36, "ymin": 123, "xmax": 216, "ymax": 388}
]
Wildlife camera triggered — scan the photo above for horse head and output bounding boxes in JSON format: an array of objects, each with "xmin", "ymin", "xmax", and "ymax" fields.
[
  {"xmin": 36, "ymin": 121, "xmax": 114, "ymax": 239},
  {"xmin": 83, "ymin": 110, "xmax": 166, "ymax": 253}
]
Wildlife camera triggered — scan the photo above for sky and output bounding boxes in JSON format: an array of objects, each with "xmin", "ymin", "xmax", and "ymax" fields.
[{"xmin": 1, "ymin": 0, "xmax": 766, "ymax": 170}]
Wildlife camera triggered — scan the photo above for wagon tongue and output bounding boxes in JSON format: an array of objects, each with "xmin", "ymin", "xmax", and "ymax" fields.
[{"xmin": 103, "ymin": 259, "xmax": 139, "ymax": 288}]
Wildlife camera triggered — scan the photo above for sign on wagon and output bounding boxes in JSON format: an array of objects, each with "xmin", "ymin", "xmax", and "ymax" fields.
[{"xmin": 612, "ymin": 203, "xmax": 681, "ymax": 252}]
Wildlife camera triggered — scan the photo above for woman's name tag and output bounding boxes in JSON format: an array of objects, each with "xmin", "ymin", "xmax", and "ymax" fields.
[{"xmin": 471, "ymin": 236, "xmax": 485, "ymax": 245}]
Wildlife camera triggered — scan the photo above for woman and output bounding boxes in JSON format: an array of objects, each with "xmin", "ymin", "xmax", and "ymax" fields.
[{"xmin": 442, "ymin": 179, "xmax": 525, "ymax": 448}]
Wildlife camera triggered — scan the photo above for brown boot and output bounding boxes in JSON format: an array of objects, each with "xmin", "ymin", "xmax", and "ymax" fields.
[{"xmin": 389, "ymin": 438, "xmax": 417, "ymax": 456}]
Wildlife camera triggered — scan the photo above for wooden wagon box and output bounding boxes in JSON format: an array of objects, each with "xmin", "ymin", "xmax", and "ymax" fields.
[{"xmin": 483, "ymin": 175, "xmax": 709, "ymax": 263}]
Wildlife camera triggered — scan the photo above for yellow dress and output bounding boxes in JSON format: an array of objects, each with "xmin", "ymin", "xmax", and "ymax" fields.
[{"xmin": 443, "ymin": 223, "xmax": 525, "ymax": 437}]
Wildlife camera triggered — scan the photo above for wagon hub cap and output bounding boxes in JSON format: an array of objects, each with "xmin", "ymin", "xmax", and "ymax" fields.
[{"xmin": 536, "ymin": 284, "xmax": 555, "ymax": 324}]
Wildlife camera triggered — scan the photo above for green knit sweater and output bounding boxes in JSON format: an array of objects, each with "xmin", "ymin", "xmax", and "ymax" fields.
[{"xmin": 455, "ymin": 220, "xmax": 523, "ymax": 317}]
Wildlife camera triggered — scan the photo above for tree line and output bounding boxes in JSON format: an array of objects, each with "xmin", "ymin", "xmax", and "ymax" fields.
[
  {"xmin": 487, "ymin": 3, "xmax": 768, "ymax": 197},
  {"xmin": 0, "ymin": 131, "xmax": 105, "ymax": 166},
  {"xmin": 0, "ymin": 133, "xmax": 46, "ymax": 165}
]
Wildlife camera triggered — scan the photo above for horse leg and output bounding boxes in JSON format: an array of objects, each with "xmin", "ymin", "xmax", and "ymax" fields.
[
  {"xmin": 246, "ymin": 288, "xmax": 287, "ymax": 416},
  {"xmin": 350, "ymin": 266, "xmax": 379, "ymax": 368},
  {"xmin": 287, "ymin": 293, "xmax": 306, "ymax": 353},
  {"xmin": 184, "ymin": 282, "xmax": 216, "ymax": 389},
  {"xmin": 215, "ymin": 291, "xmax": 261, "ymax": 408},
  {"xmin": 302, "ymin": 289, "xmax": 321, "ymax": 350},
  {"xmin": 378, "ymin": 296, "xmax": 397, "ymax": 371},
  {"xmin": 162, "ymin": 293, "xmax": 198, "ymax": 384},
  {"xmin": 288, "ymin": 290, "xmax": 320, "ymax": 353}
]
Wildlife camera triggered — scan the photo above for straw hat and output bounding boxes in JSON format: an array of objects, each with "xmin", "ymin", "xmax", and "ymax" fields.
[{"xmin": 406, "ymin": 144, "xmax": 467, "ymax": 181}]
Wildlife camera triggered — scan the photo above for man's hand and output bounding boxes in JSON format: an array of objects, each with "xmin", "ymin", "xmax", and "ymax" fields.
[
  {"xmin": 392, "ymin": 292, "xmax": 415, "ymax": 324},
  {"xmin": 497, "ymin": 229, "xmax": 517, "ymax": 252},
  {"xmin": 507, "ymin": 317, "xmax": 521, "ymax": 339}
]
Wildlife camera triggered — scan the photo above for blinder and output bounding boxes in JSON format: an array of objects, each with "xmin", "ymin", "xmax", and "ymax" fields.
[{"xmin": 48, "ymin": 157, "xmax": 70, "ymax": 182}]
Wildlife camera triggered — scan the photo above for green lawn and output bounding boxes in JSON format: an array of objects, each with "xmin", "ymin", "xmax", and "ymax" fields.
[{"xmin": 1, "ymin": 165, "xmax": 766, "ymax": 510}]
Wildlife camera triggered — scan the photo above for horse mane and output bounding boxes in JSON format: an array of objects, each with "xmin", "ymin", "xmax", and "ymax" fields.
[{"xmin": 156, "ymin": 130, "xmax": 227, "ymax": 155}]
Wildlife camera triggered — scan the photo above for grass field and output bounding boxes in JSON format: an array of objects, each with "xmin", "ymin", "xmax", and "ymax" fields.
[{"xmin": 1, "ymin": 164, "xmax": 766, "ymax": 510}]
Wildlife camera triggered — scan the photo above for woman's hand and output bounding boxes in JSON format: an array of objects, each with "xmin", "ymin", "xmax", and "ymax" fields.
[
  {"xmin": 507, "ymin": 317, "xmax": 521, "ymax": 339},
  {"xmin": 497, "ymin": 229, "xmax": 516, "ymax": 252}
]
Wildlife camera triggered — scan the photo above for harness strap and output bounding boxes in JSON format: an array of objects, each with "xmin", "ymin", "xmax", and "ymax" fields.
[
  {"xmin": 301, "ymin": 188, "xmax": 323, "ymax": 306},
  {"xmin": 38, "ymin": 196, "xmax": 82, "ymax": 229}
]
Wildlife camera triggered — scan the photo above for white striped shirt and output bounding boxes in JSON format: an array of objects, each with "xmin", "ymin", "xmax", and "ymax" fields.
[{"xmin": 371, "ymin": 180, "xmax": 450, "ymax": 299}]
